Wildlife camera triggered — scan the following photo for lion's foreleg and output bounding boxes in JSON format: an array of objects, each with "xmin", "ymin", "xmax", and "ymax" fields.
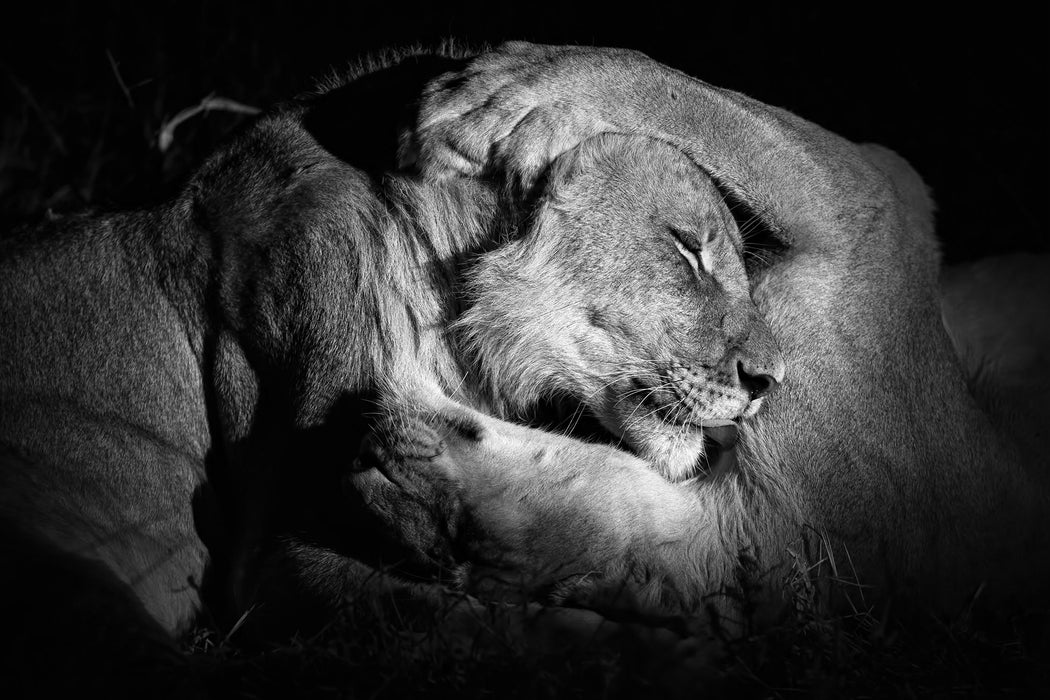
[
  {"xmin": 347, "ymin": 401, "xmax": 749, "ymax": 621},
  {"xmin": 416, "ymin": 43, "xmax": 897, "ymax": 255}
]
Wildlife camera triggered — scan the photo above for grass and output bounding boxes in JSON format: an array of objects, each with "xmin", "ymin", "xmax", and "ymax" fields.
[
  {"xmin": 179, "ymin": 558, "xmax": 1048, "ymax": 698},
  {"xmin": 177, "ymin": 528, "xmax": 1048, "ymax": 697},
  {"xmin": 0, "ymin": 63, "xmax": 258, "ymax": 233}
]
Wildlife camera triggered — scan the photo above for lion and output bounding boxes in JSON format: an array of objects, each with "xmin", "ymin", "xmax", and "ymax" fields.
[
  {"xmin": 347, "ymin": 42, "xmax": 1050, "ymax": 627},
  {"xmin": 0, "ymin": 48, "xmax": 781, "ymax": 693}
]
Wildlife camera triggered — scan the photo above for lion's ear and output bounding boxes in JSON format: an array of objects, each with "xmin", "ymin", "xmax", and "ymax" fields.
[
  {"xmin": 532, "ymin": 133, "xmax": 672, "ymax": 210},
  {"xmin": 486, "ymin": 139, "xmax": 595, "ymax": 245},
  {"xmin": 518, "ymin": 138, "xmax": 590, "ymax": 211}
]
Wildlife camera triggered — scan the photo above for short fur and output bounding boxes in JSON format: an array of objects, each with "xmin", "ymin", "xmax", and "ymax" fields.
[
  {"xmin": 356, "ymin": 42, "xmax": 1050, "ymax": 623},
  {"xmin": 0, "ymin": 48, "xmax": 781, "ymax": 691}
]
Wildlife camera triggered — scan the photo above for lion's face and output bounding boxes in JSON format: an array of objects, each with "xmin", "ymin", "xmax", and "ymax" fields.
[{"xmin": 459, "ymin": 135, "xmax": 785, "ymax": 481}]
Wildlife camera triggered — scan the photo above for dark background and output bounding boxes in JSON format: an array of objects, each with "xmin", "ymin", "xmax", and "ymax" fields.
[{"xmin": 1, "ymin": 1, "xmax": 1046, "ymax": 263}]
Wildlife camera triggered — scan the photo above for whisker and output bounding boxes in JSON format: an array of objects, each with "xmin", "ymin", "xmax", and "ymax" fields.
[
  {"xmin": 613, "ymin": 382, "xmax": 670, "ymax": 448},
  {"xmin": 612, "ymin": 384, "xmax": 678, "ymax": 415}
]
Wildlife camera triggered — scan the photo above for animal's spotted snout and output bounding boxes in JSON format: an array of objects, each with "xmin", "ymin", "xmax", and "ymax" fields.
[{"xmin": 661, "ymin": 363, "xmax": 749, "ymax": 422}]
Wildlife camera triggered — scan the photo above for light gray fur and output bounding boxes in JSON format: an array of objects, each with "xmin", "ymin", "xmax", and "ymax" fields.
[{"xmin": 389, "ymin": 42, "xmax": 1050, "ymax": 621}]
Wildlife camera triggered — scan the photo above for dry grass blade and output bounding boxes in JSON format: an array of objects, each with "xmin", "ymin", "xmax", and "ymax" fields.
[
  {"xmin": 105, "ymin": 49, "xmax": 135, "ymax": 109},
  {"xmin": 158, "ymin": 95, "xmax": 261, "ymax": 152}
]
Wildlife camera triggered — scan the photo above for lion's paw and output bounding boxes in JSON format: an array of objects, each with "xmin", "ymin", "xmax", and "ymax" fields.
[
  {"xmin": 412, "ymin": 42, "xmax": 645, "ymax": 192},
  {"xmin": 353, "ymin": 412, "xmax": 447, "ymax": 470},
  {"xmin": 343, "ymin": 408, "xmax": 484, "ymax": 569}
]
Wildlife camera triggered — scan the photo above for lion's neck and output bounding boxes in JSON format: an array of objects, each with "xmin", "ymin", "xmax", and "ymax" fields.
[{"xmin": 378, "ymin": 176, "xmax": 511, "ymax": 410}]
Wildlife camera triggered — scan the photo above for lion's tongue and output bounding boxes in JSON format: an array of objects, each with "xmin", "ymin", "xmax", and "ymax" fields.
[
  {"xmin": 702, "ymin": 423, "xmax": 738, "ymax": 449},
  {"xmin": 701, "ymin": 423, "xmax": 739, "ymax": 477}
]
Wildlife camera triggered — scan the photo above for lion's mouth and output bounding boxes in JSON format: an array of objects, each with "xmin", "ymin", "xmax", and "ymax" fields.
[
  {"xmin": 524, "ymin": 395, "xmax": 740, "ymax": 481},
  {"xmin": 632, "ymin": 380, "xmax": 741, "ymax": 479}
]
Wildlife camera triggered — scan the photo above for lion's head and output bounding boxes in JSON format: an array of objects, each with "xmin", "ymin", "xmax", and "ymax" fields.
[{"xmin": 454, "ymin": 135, "xmax": 785, "ymax": 480}]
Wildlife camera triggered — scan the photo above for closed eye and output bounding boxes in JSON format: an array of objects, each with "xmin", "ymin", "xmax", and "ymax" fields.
[
  {"xmin": 670, "ymin": 229, "xmax": 711, "ymax": 276},
  {"xmin": 672, "ymin": 235, "xmax": 700, "ymax": 276}
]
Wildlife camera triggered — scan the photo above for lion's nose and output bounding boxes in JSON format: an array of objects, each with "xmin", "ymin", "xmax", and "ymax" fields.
[{"xmin": 737, "ymin": 361, "xmax": 780, "ymax": 400}]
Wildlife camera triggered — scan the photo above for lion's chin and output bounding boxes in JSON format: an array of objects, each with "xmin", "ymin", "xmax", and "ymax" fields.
[
  {"xmin": 627, "ymin": 420, "xmax": 739, "ymax": 483},
  {"xmin": 528, "ymin": 396, "xmax": 739, "ymax": 482}
]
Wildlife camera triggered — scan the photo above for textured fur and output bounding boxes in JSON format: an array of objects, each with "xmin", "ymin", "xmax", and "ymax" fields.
[
  {"xmin": 357, "ymin": 42, "xmax": 1050, "ymax": 622},
  {"xmin": 453, "ymin": 135, "xmax": 784, "ymax": 480},
  {"xmin": 0, "ymin": 53, "xmax": 507, "ymax": 690},
  {"xmin": 0, "ymin": 48, "xmax": 781, "ymax": 689}
]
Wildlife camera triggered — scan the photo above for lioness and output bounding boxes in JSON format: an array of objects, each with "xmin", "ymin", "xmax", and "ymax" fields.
[
  {"xmin": 0, "ymin": 50, "xmax": 778, "ymax": 693},
  {"xmin": 350, "ymin": 42, "xmax": 1050, "ymax": 624}
]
